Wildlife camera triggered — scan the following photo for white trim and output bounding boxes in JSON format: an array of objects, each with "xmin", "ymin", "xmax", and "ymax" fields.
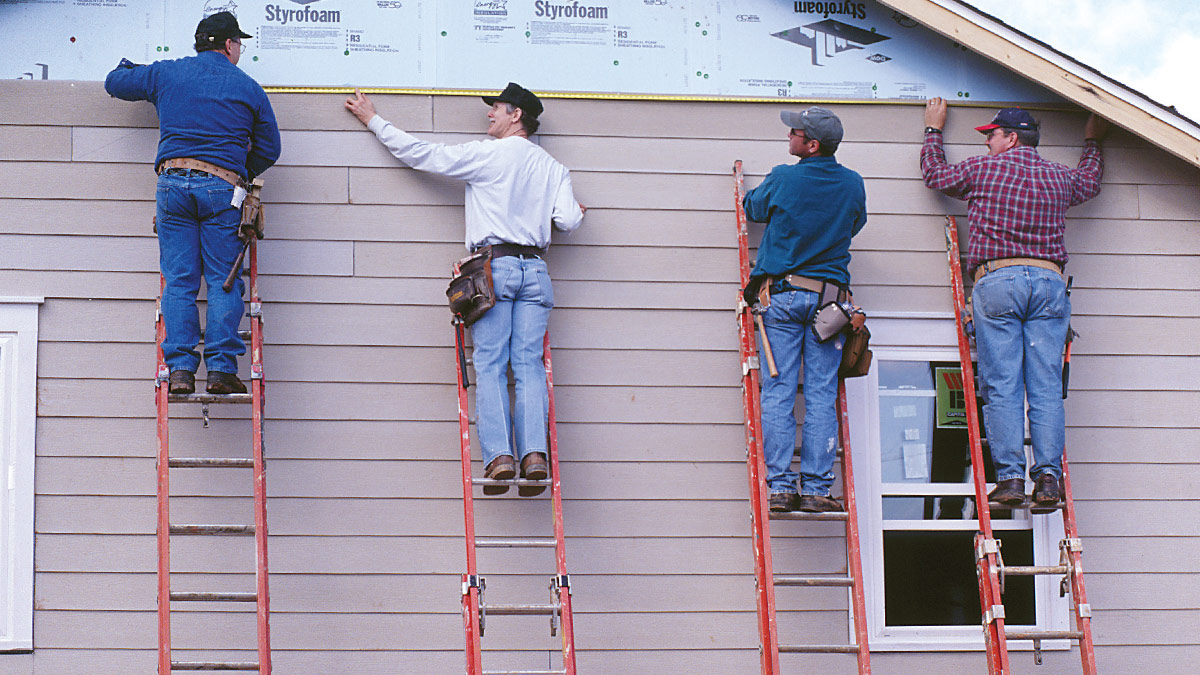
[
  {"xmin": 0, "ymin": 299, "xmax": 43, "ymax": 305},
  {"xmin": 0, "ymin": 302, "xmax": 37, "ymax": 651},
  {"xmin": 848, "ymin": 317, "xmax": 1069, "ymax": 652}
]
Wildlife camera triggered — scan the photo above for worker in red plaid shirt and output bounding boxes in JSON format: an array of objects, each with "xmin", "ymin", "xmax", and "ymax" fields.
[{"xmin": 920, "ymin": 98, "xmax": 1109, "ymax": 511}]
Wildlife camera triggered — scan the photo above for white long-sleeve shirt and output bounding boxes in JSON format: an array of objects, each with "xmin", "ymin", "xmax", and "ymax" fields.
[{"xmin": 367, "ymin": 114, "xmax": 583, "ymax": 250}]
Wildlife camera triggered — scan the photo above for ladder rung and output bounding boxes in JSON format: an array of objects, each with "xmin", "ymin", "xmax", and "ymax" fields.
[
  {"xmin": 169, "ymin": 458, "xmax": 255, "ymax": 468},
  {"xmin": 1001, "ymin": 565, "xmax": 1071, "ymax": 576},
  {"xmin": 169, "ymin": 524, "xmax": 255, "ymax": 536},
  {"xmin": 168, "ymin": 393, "xmax": 253, "ymax": 404},
  {"xmin": 198, "ymin": 330, "xmax": 254, "ymax": 341},
  {"xmin": 1005, "ymin": 629, "xmax": 1085, "ymax": 641},
  {"xmin": 779, "ymin": 644, "xmax": 860, "ymax": 654},
  {"xmin": 482, "ymin": 671, "xmax": 567, "ymax": 675},
  {"xmin": 476, "ymin": 538, "xmax": 557, "ymax": 548},
  {"xmin": 986, "ymin": 500, "xmax": 1064, "ymax": 512},
  {"xmin": 471, "ymin": 478, "xmax": 551, "ymax": 487},
  {"xmin": 980, "ymin": 437, "xmax": 1034, "ymax": 448},
  {"xmin": 773, "ymin": 575, "xmax": 854, "ymax": 587},
  {"xmin": 484, "ymin": 603, "xmax": 557, "ymax": 616},
  {"xmin": 171, "ymin": 662, "xmax": 259, "ymax": 671},
  {"xmin": 170, "ymin": 591, "xmax": 257, "ymax": 602},
  {"xmin": 769, "ymin": 511, "xmax": 849, "ymax": 522}
]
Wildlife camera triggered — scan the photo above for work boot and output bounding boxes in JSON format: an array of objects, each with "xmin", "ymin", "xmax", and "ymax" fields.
[
  {"xmin": 799, "ymin": 494, "xmax": 845, "ymax": 513},
  {"xmin": 518, "ymin": 452, "xmax": 549, "ymax": 496},
  {"xmin": 206, "ymin": 371, "xmax": 247, "ymax": 395},
  {"xmin": 483, "ymin": 455, "xmax": 516, "ymax": 495},
  {"xmin": 769, "ymin": 492, "xmax": 799, "ymax": 513},
  {"xmin": 1031, "ymin": 473, "xmax": 1062, "ymax": 513},
  {"xmin": 168, "ymin": 370, "xmax": 195, "ymax": 395},
  {"xmin": 988, "ymin": 478, "xmax": 1026, "ymax": 506}
]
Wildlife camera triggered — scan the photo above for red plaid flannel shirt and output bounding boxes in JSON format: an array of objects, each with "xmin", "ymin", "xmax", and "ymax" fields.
[{"xmin": 921, "ymin": 131, "xmax": 1103, "ymax": 274}]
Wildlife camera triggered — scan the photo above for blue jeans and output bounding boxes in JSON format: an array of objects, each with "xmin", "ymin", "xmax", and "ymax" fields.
[
  {"xmin": 973, "ymin": 266, "xmax": 1070, "ymax": 482},
  {"xmin": 472, "ymin": 256, "xmax": 553, "ymax": 467},
  {"xmin": 155, "ymin": 172, "xmax": 246, "ymax": 374},
  {"xmin": 759, "ymin": 290, "xmax": 844, "ymax": 496}
]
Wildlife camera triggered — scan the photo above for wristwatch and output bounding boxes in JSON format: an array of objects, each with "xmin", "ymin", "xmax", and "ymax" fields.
[{"xmin": 925, "ymin": 126, "xmax": 943, "ymax": 134}]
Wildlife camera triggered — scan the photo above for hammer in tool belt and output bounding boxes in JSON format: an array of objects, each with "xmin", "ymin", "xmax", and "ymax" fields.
[
  {"xmin": 754, "ymin": 283, "xmax": 779, "ymax": 377},
  {"xmin": 222, "ymin": 178, "xmax": 266, "ymax": 292}
]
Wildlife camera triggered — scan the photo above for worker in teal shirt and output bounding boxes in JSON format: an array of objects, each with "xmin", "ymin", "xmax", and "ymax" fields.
[
  {"xmin": 742, "ymin": 107, "xmax": 868, "ymax": 513},
  {"xmin": 105, "ymin": 11, "xmax": 280, "ymax": 396}
]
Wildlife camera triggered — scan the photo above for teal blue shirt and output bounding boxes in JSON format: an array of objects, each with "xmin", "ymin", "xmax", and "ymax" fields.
[{"xmin": 744, "ymin": 155, "xmax": 867, "ymax": 287}]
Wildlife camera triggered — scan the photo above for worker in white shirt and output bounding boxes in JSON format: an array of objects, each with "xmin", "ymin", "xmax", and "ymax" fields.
[{"xmin": 346, "ymin": 82, "xmax": 585, "ymax": 496}]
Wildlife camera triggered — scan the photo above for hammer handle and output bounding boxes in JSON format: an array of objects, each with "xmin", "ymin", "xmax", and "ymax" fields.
[{"xmin": 221, "ymin": 239, "xmax": 251, "ymax": 293}]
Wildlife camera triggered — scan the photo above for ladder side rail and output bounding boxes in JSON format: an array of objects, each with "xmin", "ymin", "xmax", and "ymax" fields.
[
  {"xmin": 836, "ymin": 381, "xmax": 872, "ymax": 673},
  {"xmin": 734, "ymin": 160, "xmax": 781, "ymax": 675},
  {"xmin": 1060, "ymin": 452, "xmax": 1098, "ymax": 673},
  {"xmin": 543, "ymin": 335, "xmax": 577, "ymax": 675},
  {"xmin": 455, "ymin": 322, "xmax": 484, "ymax": 675},
  {"xmin": 155, "ymin": 275, "xmax": 172, "ymax": 675},
  {"xmin": 945, "ymin": 216, "xmax": 1011, "ymax": 674},
  {"xmin": 247, "ymin": 240, "xmax": 272, "ymax": 675}
]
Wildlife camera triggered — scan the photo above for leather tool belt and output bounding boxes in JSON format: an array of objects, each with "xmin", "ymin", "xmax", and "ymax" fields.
[
  {"xmin": 447, "ymin": 247, "xmax": 496, "ymax": 327},
  {"xmin": 487, "ymin": 243, "xmax": 546, "ymax": 259},
  {"xmin": 973, "ymin": 257, "xmax": 1063, "ymax": 283},
  {"xmin": 157, "ymin": 157, "xmax": 244, "ymax": 188},
  {"xmin": 772, "ymin": 273, "xmax": 850, "ymax": 304}
]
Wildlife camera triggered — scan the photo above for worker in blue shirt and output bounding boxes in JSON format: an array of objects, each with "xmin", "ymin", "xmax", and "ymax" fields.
[
  {"xmin": 743, "ymin": 107, "xmax": 868, "ymax": 513},
  {"xmin": 105, "ymin": 11, "xmax": 281, "ymax": 395}
]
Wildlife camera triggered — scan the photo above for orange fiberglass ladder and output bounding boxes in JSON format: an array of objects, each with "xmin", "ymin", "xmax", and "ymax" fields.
[
  {"xmin": 733, "ymin": 161, "xmax": 872, "ymax": 674},
  {"xmin": 154, "ymin": 238, "xmax": 271, "ymax": 673},
  {"xmin": 454, "ymin": 322, "xmax": 577, "ymax": 675},
  {"xmin": 943, "ymin": 215, "xmax": 1097, "ymax": 675}
]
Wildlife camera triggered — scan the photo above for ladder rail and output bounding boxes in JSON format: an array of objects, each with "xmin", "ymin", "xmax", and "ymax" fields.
[
  {"xmin": 944, "ymin": 216, "xmax": 1011, "ymax": 675},
  {"xmin": 247, "ymin": 241, "xmax": 272, "ymax": 675},
  {"xmin": 733, "ymin": 160, "xmax": 781, "ymax": 675},
  {"xmin": 1061, "ymin": 453, "xmax": 1099, "ymax": 673},
  {"xmin": 837, "ymin": 381, "xmax": 872, "ymax": 673},
  {"xmin": 455, "ymin": 321, "xmax": 484, "ymax": 675},
  {"xmin": 155, "ymin": 277, "xmax": 172, "ymax": 675},
  {"xmin": 543, "ymin": 335, "xmax": 578, "ymax": 675}
]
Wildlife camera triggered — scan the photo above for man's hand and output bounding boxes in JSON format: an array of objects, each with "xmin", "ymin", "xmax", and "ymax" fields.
[
  {"xmin": 1084, "ymin": 113, "xmax": 1111, "ymax": 141},
  {"xmin": 345, "ymin": 88, "xmax": 377, "ymax": 126},
  {"xmin": 924, "ymin": 97, "xmax": 948, "ymax": 130}
]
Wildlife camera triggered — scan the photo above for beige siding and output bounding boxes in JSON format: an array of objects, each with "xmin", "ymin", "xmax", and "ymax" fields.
[{"xmin": 2, "ymin": 79, "xmax": 1198, "ymax": 673}]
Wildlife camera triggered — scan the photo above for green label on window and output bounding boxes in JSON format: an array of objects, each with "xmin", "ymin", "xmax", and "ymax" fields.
[{"xmin": 935, "ymin": 367, "xmax": 967, "ymax": 428}]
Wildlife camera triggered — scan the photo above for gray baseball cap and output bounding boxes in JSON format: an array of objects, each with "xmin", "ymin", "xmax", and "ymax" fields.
[{"xmin": 781, "ymin": 107, "xmax": 844, "ymax": 147}]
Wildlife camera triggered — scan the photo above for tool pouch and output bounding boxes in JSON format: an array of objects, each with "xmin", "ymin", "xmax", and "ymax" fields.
[
  {"xmin": 839, "ymin": 321, "xmax": 872, "ymax": 378},
  {"xmin": 239, "ymin": 178, "xmax": 266, "ymax": 241},
  {"xmin": 446, "ymin": 247, "xmax": 496, "ymax": 327},
  {"xmin": 812, "ymin": 299, "xmax": 853, "ymax": 342}
]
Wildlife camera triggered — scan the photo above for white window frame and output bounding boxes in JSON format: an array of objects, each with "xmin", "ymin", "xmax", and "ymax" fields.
[
  {"xmin": 0, "ymin": 298, "xmax": 39, "ymax": 652},
  {"xmin": 845, "ymin": 314, "xmax": 1069, "ymax": 651}
]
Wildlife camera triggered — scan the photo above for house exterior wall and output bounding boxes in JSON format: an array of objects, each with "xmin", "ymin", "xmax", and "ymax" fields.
[{"xmin": 0, "ymin": 80, "xmax": 1197, "ymax": 674}]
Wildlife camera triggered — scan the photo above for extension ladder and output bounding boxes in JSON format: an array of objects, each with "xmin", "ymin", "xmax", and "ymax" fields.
[
  {"xmin": 733, "ymin": 161, "xmax": 872, "ymax": 674},
  {"xmin": 943, "ymin": 215, "xmax": 1097, "ymax": 674},
  {"xmin": 454, "ymin": 322, "xmax": 577, "ymax": 675},
  {"xmin": 154, "ymin": 238, "xmax": 271, "ymax": 673}
]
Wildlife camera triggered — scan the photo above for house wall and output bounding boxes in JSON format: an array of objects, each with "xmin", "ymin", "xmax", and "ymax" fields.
[{"xmin": 0, "ymin": 79, "xmax": 1197, "ymax": 674}]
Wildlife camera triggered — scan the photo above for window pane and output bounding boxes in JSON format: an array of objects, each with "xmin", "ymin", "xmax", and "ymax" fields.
[
  {"xmin": 878, "ymin": 360, "xmax": 995, "ymax": 484},
  {"xmin": 883, "ymin": 530, "xmax": 1035, "ymax": 626},
  {"xmin": 882, "ymin": 496, "xmax": 1020, "ymax": 521}
]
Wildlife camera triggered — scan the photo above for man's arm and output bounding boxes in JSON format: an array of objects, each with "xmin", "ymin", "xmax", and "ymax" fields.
[
  {"xmin": 104, "ymin": 59, "xmax": 154, "ymax": 102},
  {"xmin": 346, "ymin": 89, "xmax": 492, "ymax": 181},
  {"xmin": 246, "ymin": 91, "xmax": 282, "ymax": 179},
  {"xmin": 1068, "ymin": 114, "xmax": 1108, "ymax": 206},
  {"xmin": 551, "ymin": 172, "xmax": 584, "ymax": 233},
  {"xmin": 742, "ymin": 172, "xmax": 775, "ymax": 223},
  {"xmin": 919, "ymin": 97, "xmax": 972, "ymax": 198}
]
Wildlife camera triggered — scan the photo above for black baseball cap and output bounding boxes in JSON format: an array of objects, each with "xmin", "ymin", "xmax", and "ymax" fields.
[
  {"xmin": 482, "ymin": 82, "xmax": 544, "ymax": 119},
  {"xmin": 196, "ymin": 11, "xmax": 253, "ymax": 43},
  {"xmin": 780, "ymin": 107, "xmax": 844, "ymax": 146},
  {"xmin": 976, "ymin": 108, "xmax": 1038, "ymax": 133}
]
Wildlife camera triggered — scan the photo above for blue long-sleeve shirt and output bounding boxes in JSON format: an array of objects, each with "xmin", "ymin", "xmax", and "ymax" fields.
[
  {"xmin": 744, "ymin": 156, "xmax": 867, "ymax": 287},
  {"xmin": 104, "ymin": 51, "xmax": 281, "ymax": 180}
]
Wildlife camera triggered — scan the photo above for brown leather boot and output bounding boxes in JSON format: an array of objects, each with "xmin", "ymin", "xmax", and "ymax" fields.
[
  {"xmin": 988, "ymin": 478, "xmax": 1026, "ymax": 506},
  {"xmin": 206, "ymin": 371, "xmax": 247, "ymax": 395},
  {"xmin": 799, "ymin": 494, "xmax": 844, "ymax": 513},
  {"xmin": 483, "ymin": 455, "xmax": 516, "ymax": 495},
  {"xmin": 168, "ymin": 370, "xmax": 195, "ymax": 395},
  {"xmin": 518, "ymin": 452, "xmax": 549, "ymax": 496}
]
